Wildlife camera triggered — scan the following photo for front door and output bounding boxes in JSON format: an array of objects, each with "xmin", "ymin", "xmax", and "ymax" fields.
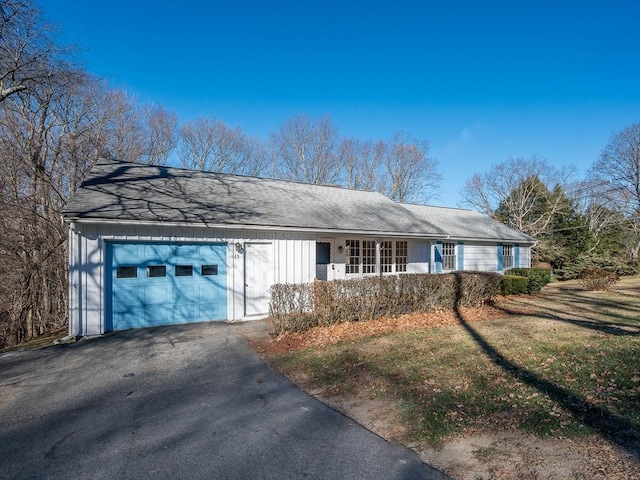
[
  {"xmin": 244, "ymin": 243, "xmax": 274, "ymax": 316},
  {"xmin": 315, "ymin": 239, "xmax": 335, "ymax": 281}
]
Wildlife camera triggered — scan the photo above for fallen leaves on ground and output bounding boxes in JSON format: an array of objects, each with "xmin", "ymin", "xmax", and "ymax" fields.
[{"xmin": 263, "ymin": 305, "xmax": 507, "ymax": 355}]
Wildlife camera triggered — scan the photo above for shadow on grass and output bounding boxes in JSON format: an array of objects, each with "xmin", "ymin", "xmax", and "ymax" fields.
[
  {"xmin": 453, "ymin": 273, "xmax": 640, "ymax": 460},
  {"xmin": 495, "ymin": 302, "xmax": 640, "ymax": 337}
]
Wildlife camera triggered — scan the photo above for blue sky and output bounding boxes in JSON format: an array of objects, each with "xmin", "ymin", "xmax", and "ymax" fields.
[{"xmin": 41, "ymin": 0, "xmax": 639, "ymax": 206}]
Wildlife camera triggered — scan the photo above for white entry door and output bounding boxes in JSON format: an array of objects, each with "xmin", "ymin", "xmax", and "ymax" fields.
[
  {"xmin": 244, "ymin": 243, "xmax": 274, "ymax": 316},
  {"xmin": 316, "ymin": 238, "xmax": 335, "ymax": 281}
]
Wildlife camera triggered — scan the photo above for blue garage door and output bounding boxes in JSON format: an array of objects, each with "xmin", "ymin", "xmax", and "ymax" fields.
[{"xmin": 106, "ymin": 242, "xmax": 227, "ymax": 331}]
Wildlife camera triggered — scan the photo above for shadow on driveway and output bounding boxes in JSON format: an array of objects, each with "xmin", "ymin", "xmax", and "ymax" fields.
[{"xmin": 0, "ymin": 322, "xmax": 448, "ymax": 479}]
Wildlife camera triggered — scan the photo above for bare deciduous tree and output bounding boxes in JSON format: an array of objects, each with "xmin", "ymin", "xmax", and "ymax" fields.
[
  {"xmin": 0, "ymin": 0, "xmax": 62, "ymax": 102},
  {"xmin": 379, "ymin": 131, "xmax": 441, "ymax": 203},
  {"xmin": 0, "ymin": 60, "xmax": 171, "ymax": 347},
  {"xmin": 142, "ymin": 105, "xmax": 178, "ymax": 165},
  {"xmin": 588, "ymin": 122, "xmax": 640, "ymax": 259},
  {"xmin": 338, "ymin": 137, "xmax": 384, "ymax": 191},
  {"xmin": 460, "ymin": 156, "xmax": 574, "ymax": 237},
  {"xmin": 271, "ymin": 114, "xmax": 341, "ymax": 184},
  {"xmin": 178, "ymin": 117, "xmax": 265, "ymax": 175}
]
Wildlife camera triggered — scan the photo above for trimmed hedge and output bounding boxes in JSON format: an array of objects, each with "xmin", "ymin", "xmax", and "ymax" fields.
[
  {"xmin": 268, "ymin": 272, "xmax": 503, "ymax": 337},
  {"xmin": 501, "ymin": 275, "xmax": 529, "ymax": 295},
  {"xmin": 505, "ymin": 267, "xmax": 551, "ymax": 294}
]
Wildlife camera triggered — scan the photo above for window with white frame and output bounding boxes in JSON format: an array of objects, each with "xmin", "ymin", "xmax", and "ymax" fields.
[
  {"xmin": 380, "ymin": 241, "xmax": 393, "ymax": 273},
  {"xmin": 362, "ymin": 240, "xmax": 377, "ymax": 274},
  {"xmin": 442, "ymin": 242, "xmax": 456, "ymax": 270},
  {"xmin": 396, "ymin": 241, "xmax": 408, "ymax": 272},
  {"xmin": 345, "ymin": 239, "xmax": 360, "ymax": 274},
  {"xmin": 344, "ymin": 239, "xmax": 409, "ymax": 275},
  {"xmin": 503, "ymin": 244, "xmax": 514, "ymax": 269}
]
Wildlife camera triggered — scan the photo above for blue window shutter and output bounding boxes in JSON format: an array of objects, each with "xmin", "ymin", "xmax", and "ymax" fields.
[
  {"xmin": 497, "ymin": 243, "xmax": 504, "ymax": 271},
  {"xmin": 514, "ymin": 244, "xmax": 520, "ymax": 268},
  {"xmin": 457, "ymin": 241, "xmax": 464, "ymax": 271},
  {"xmin": 435, "ymin": 241, "xmax": 443, "ymax": 273}
]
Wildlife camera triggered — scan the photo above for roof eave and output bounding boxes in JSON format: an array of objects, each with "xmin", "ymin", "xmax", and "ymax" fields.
[
  {"xmin": 65, "ymin": 216, "xmax": 446, "ymax": 239},
  {"xmin": 450, "ymin": 235, "xmax": 537, "ymax": 245}
]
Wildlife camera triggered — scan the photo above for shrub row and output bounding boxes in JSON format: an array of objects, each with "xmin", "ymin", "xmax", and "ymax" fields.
[
  {"xmin": 505, "ymin": 267, "xmax": 551, "ymax": 294},
  {"xmin": 268, "ymin": 272, "xmax": 503, "ymax": 337},
  {"xmin": 501, "ymin": 275, "xmax": 529, "ymax": 295},
  {"xmin": 555, "ymin": 256, "xmax": 638, "ymax": 281},
  {"xmin": 579, "ymin": 268, "xmax": 619, "ymax": 291}
]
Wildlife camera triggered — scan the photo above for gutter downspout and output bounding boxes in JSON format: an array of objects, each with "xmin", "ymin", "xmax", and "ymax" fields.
[{"xmin": 427, "ymin": 240, "xmax": 434, "ymax": 274}]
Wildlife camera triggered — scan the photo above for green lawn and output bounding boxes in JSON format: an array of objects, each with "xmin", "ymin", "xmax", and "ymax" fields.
[{"xmin": 270, "ymin": 276, "xmax": 640, "ymax": 448}]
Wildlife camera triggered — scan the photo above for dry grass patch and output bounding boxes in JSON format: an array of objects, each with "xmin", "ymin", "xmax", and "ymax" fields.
[{"xmin": 256, "ymin": 277, "xmax": 640, "ymax": 479}]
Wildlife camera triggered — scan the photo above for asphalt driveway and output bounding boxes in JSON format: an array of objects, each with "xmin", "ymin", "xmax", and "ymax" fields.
[{"xmin": 0, "ymin": 321, "xmax": 448, "ymax": 479}]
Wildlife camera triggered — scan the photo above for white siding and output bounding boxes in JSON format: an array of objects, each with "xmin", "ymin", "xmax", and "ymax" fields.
[
  {"xmin": 519, "ymin": 245, "xmax": 532, "ymax": 268},
  {"xmin": 461, "ymin": 241, "xmax": 532, "ymax": 272},
  {"xmin": 68, "ymin": 222, "xmax": 534, "ymax": 336},
  {"xmin": 408, "ymin": 240, "xmax": 430, "ymax": 273},
  {"xmin": 463, "ymin": 243, "xmax": 499, "ymax": 271},
  {"xmin": 68, "ymin": 223, "xmax": 316, "ymax": 335}
]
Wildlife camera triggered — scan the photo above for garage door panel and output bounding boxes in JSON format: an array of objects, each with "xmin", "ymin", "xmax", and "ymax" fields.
[
  {"xmin": 173, "ymin": 301, "xmax": 198, "ymax": 320},
  {"xmin": 144, "ymin": 285, "xmax": 172, "ymax": 305},
  {"xmin": 109, "ymin": 242, "xmax": 227, "ymax": 331},
  {"xmin": 114, "ymin": 244, "xmax": 145, "ymax": 264},
  {"xmin": 198, "ymin": 301, "xmax": 224, "ymax": 319},
  {"xmin": 175, "ymin": 284, "xmax": 197, "ymax": 303}
]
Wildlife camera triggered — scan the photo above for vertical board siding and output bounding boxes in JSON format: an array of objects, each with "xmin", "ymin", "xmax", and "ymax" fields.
[
  {"xmin": 68, "ymin": 222, "xmax": 535, "ymax": 336},
  {"xmin": 69, "ymin": 223, "xmax": 317, "ymax": 334}
]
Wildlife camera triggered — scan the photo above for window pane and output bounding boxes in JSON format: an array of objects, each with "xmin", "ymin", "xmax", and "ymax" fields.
[
  {"xmin": 345, "ymin": 239, "xmax": 360, "ymax": 274},
  {"xmin": 443, "ymin": 242, "xmax": 456, "ymax": 270},
  {"xmin": 116, "ymin": 266, "xmax": 137, "ymax": 279},
  {"xmin": 175, "ymin": 265, "xmax": 193, "ymax": 276},
  {"xmin": 381, "ymin": 241, "xmax": 393, "ymax": 273},
  {"xmin": 503, "ymin": 245, "xmax": 513, "ymax": 269},
  {"xmin": 202, "ymin": 264, "xmax": 218, "ymax": 276},
  {"xmin": 362, "ymin": 240, "xmax": 376, "ymax": 274},
  {"xmin": 396, "ymin": 241, "xmax": 408, "ymax": 273},
  {"xmin": 147, "ymin": 265, "xmax": 166, "ymax": 277}
]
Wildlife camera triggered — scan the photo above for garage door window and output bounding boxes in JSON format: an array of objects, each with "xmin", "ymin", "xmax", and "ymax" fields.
[
  {"xmin": 116, "ymin": 266, "xmax": 137, "ymax": 279},
  {"xmin": 202, "ymin": 264, "xmax": 218, "ymax": 276},
  {"xmin": 147, "ymin": 265, "xmax": 166, "ymax": 277},
  {"xmin": 175, "ymin": 265, "xmax": 193, "ymax": 276}
]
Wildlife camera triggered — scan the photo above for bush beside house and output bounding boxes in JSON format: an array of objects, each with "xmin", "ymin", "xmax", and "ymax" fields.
[
  {"xmin": 501, "ymin": 275, "xmax": 530, "ymax": 295},
  {"xmin": 505, "ymin": 267, "xmax": 552, "ymax": 294},
  {"xmin": 269, "ymin": 272, "xmax": 502, "ymax": 336}
]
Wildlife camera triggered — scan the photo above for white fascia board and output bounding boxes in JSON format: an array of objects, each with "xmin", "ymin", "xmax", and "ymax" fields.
[
  {"xmin": 66, "ymin": 217, "xmax": 445, "ymax": 239},
  {"xmin": 448, "ymin": 235, "xmax": 537, "ymax": 245}
]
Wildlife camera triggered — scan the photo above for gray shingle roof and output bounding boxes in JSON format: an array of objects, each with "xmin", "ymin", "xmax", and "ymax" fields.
[
  {"xmin": 63, "ymin": 159, "xmax": 447, "ymax": 237},
  {"xmin": 401, "ymin": 203, "xmax": 536, "ymax": 244}
]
